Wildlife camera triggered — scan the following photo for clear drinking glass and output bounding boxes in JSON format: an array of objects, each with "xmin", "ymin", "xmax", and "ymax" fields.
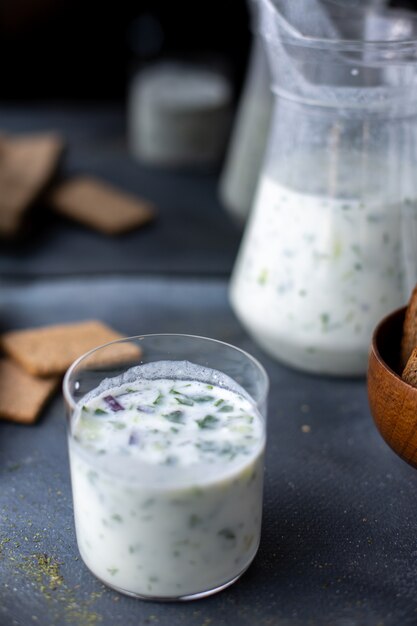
[
  {"xmin": 63, "ymin": 334, "xmax": 268, "ymax": 601},
  {"xmin": 230, "ymin": 0, "xmax": 417, "ymax": 376}
]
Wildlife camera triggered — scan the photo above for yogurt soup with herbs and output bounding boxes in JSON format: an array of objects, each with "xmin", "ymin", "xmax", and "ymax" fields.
[
  {"xmin": 69, "ymin": 361, "xmax": 265, "ymax": 599},
  {"xmin": 230, "ymin": 173, "xmax": 415, "ymax": 375}
]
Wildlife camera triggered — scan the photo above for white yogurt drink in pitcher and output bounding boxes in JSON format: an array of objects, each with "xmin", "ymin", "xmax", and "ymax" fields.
[
  {"xmin": 230, "ymin": 154, "xmax": 415, "ymax": 375},
  {"xmin": 230, "ymin": 0, "xmax": 417, "ymax": 376},
  {"xmin": 64, "ymin": 336, "xmax": 268, "ymax": 601}
]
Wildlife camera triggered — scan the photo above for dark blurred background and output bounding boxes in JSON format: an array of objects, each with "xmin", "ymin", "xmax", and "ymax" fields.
[
  {"xmin": 1, "ymin": 0, "xmax": 417, "ymax": 101},
  {"xmin": 0, "ymin": 0, "xmax": 251, "ymax": 101}
]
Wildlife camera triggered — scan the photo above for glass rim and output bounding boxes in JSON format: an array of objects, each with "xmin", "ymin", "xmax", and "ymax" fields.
[
  {"xmin": 63, "ymin": 332, "xmax": 270, "ymax": 412},
  {"xmin": 264, "ymin": 0, "xmax": 417, "ymax": 56}
]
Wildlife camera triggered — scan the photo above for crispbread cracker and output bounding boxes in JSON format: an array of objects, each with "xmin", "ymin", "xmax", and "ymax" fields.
[
  {"xmin": 402, "ymin": 347, "xmax": 417, "ymax": 388},
  {"xmin": 0, "ymin": 358, "xmax": 58, "ymax": 424},
  {"xmin": 1, "ymin": 320, "xmax": 141, "ymax": 377},
  {"xmin": 401, "ymin": 285, "xmax": 417, "ymax": 369},
  {"xmin": 0, "ymin": 133, "xmax": 64, "ymax": 237},
  {"xmin": 48, "ymin": 176, "xmax": 155, "ymax": 235}
]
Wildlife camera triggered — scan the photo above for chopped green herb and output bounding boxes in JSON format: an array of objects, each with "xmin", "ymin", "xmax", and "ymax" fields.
[
  {"xmin": 197, "ymin": 415, "xmax": 220, "ymax": 429},
  {"xmin": 189, "ymin": 514, "xmax": 202, "ymax": 528},
  {"xmin": 111, "ymin": 514, "xmax": 123, "ymax": 523},
  {"xmin": 218, "ymin": 405, "xmax": 233, "ymax": 413},
  {"xmin": 214, "ymin": 399, "xmax": 224, "ymax": 407},
  {"xmin": 94, "ymin": 408, "xmax": 108, "ymax": 415},
  {"xmin": 153, "ymin": 393, "xmax": 164, "ymax": 406},
  {"xmin": 257, "ymin": 269, "xmax": 268, "ymax": 286},
  {"xmin": 320, "ymin": 313, "xmax": 330, "ymax": 329},
  {"xmin": 175, "ymin": 396, "xmax": 194, "ymax": 406},
  {"xmin": 164, "ymin": 455, "xmax": 178, "ymax": 466},
  {"xmin": 191, "ymin": 395, "xmax": 214, "ymax": 403},
  {"xmin": 169, "ymin": 389, "xmax": 181, "ymax": 395},
  {"xmin": 206, "ymin": 385, "xmax": 213, "ymax": 390},
  {"xmin": 218, "ymin": 528, "xmax": 236, "ymax": 541},
  {"xmin": 163, "ymin": 410, "xmax": 185, "ymax": 424},
  {"xmin": 107, "ymin": 568, "xmax": 119, "ymax": 576}
]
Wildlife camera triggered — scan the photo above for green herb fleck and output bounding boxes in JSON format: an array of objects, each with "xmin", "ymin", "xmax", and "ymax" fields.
[
  {"xmin": 169, "ymin": 389, "xmax": 181, "ymax": 395},
  {"xmin": 164, "ymin": 455, "xmax": 178, "ymax": 466},
  {"xmin": 153, "ymin": 393, "xmax": 164, "ymax": 406},
  {"xmin": 214, "ymin": 399, "xmax": 224, "ymax": 407},
  {"xmin": 189, "ymin": 514, "xmax": 202, "ymax": 528},
  {"xmin": 257, "ymin": 269, "xmax": 268, "ymax": 286},
  {"xmin": 320, "ymin": 313, "xmax": 330, "ymax": 329},
  {"xmin": 218, "ymin": 528, "xmax": 236, "ymax": 541},
  {"xmin": 94, "ymin": 408, "xmax": 107, "ymax": 415},
  {"xmin": 218, "ymin": 405, "xmax": 233, "ymax": 413},
  {"xmin": 206, "ymin": 385, "xmax": 213, "ymax": 390},
  {"xmin": 197, "ymin": 415, "xmax": 220, "ymax": 429},
  {"xmin": 111, "ymin": 514, "xmax": 123, "ymax": 523},
  {"xmin": 163, "ymin": 410, "xmax": 185, "ymax": 424},
  {"xmin": 175, "ymin": 396, "xmax": 194, "ymax": 406},
  {"xmin": 107, "ymin": 568, "xmax": 118, "ymax": 576},
  {"xmin": 191, "ymin": 395, "xmax": 214, "ymax": 403}
]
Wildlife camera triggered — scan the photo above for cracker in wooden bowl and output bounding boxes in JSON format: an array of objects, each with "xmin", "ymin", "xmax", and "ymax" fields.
[{"xmin": 401, "ymin": 285, "xmax": 417, "ymax": 370}]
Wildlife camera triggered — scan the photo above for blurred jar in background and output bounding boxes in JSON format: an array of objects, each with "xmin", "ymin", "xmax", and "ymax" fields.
[{"xmin": 128, "ymin": 60, "xmax": 232, "ymax": 168}]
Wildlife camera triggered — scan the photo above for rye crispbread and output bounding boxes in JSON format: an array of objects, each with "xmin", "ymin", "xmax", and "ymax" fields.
[
  {"xmin": 0, "ymin": 133, "xmax": 63, "ymax": 237},
  {"xmin": 401, "ymin": 285, "xmax": 417, "ymax": 370},
  {"xmin": 0, "ymin": 358, "xmax": 58, "ymax": 424},
  {"xmin": 0, "ymin": 320, "xmax": 141, "ymax": 377},
  {"xmin": 48, "ymin": 176, "xmax": 155, "ymax": 235}
]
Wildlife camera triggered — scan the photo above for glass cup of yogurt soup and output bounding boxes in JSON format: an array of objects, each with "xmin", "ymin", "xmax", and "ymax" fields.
[{"xmin": 63, "ymin": 334, "xmax": 268, "ymax": 601}]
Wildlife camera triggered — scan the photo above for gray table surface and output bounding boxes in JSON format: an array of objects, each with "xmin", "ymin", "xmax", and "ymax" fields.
[
  {"xmin": 1, "ymin": 107, "xmax": 417, "ymax": 626},
  {"xmin": 1, "ymin": 277, "xmax": 417, "ymax": 626}
]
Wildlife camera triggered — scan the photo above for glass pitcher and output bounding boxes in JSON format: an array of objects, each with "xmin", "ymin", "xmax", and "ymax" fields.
[
  {"xmin": 219, "ymin": 0, "xmax": 273, "ymax": 224},
  {"xmin": 230, "ymin": 0, "xmax": 417, "ymax": 376}
]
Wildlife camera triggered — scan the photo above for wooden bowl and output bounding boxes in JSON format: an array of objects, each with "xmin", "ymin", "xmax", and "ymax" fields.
[{"xmin": 368, "ymin": 305, "xmax": 417, "ymax": 469}]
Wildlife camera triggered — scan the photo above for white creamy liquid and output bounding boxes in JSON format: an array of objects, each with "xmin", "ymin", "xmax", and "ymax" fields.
[
  {"xmin": 231, "ymin": 174, "xmax": 414, "ymax": 375},
  {"xmin": 68, "ymin": 362, "xmax": 265, "ymax": 599}
]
